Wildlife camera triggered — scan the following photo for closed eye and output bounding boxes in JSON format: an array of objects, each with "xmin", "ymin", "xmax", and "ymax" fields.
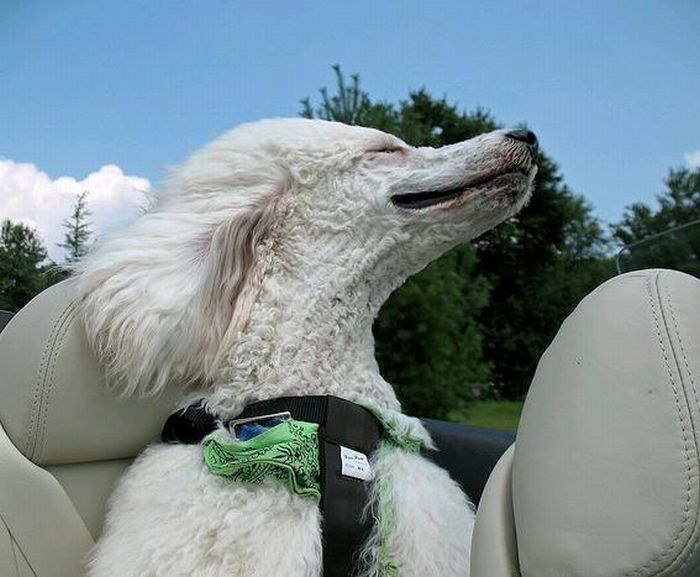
[{"xmin": 366, "ymin": 147, "xmax": 407, "ymax": 155}]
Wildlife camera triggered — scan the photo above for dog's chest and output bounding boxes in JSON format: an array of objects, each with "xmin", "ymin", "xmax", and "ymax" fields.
[{"xmin": 91, "ymin": 444, "xmax": 323, "ymax": 577}]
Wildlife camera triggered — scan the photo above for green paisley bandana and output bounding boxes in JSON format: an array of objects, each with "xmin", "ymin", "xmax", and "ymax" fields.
[
  {"xmin": 360, "ymin": 404, "xmax": 423, "ymax": 454},
  {"xmin": 203, "ymin": 420, "xmax": 321, "ymax": 500}
]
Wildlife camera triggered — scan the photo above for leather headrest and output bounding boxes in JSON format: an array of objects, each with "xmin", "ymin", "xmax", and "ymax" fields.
[
  {"xmin": 0, "ymin": 280, "xmax": 180, "ymax": 466},
  {"xmin": 512, "ymin": 269, "xmax": 700, "ymax": 577}
]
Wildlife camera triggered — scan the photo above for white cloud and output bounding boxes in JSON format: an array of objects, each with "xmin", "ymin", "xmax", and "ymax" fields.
[
  {"xmin": 0, "ymin": 160, "xmax": 151, "ymax": 262},
  {"xmin": 684, "ymin": 150, "xmax": 700, "ymax": 169}
]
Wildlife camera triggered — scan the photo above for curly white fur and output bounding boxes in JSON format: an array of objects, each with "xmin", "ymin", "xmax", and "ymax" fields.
[{"xmin": 78, "ymin": 118, "xmax": 536, "ymax": 577}]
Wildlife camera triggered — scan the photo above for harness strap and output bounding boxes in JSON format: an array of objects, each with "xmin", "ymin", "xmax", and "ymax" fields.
[
  {"xmin": 237, "ymin": 396, "xmax": 383, "ymax": 577},
  {"xmin": 162, "ymin": 401, "xmax": 216, "ymax": 444},
  {"xmin": 162, "ymin": 395, "xmax": 384, "ymax": 577}
]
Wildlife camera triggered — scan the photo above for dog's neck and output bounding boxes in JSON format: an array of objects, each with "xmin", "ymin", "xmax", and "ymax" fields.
[{"xmin": 204, "ymin": 230, "xmax": 405, "ymax": 418}]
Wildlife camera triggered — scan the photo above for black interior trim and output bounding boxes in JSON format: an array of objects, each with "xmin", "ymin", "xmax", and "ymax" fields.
[
  {"xmin": 422, "ymin": 418, "xmax": 515, "ymax": 505},
  {"xmin": 0, "ymin": 310, "xmax": 14, "ymax": 335}
]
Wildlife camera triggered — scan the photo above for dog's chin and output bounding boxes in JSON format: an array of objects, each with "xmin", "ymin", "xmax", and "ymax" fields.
[{"xmin": 476, "ymin": 166, "xmax": 536, "ymax": 211}]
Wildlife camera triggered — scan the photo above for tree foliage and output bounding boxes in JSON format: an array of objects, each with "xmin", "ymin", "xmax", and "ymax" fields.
[
  {"xmin": 475, "ymin": 153, "xmax": 614, "ymax": 397},
  {"xmin": 373, "ymin": 243, "xmax": 491, "ymax": 417},
  {"xmin": 302, "ymin": 67, "xmax": 613, "ymax": 411},
  {"xmin": 58, "ymin": 190, "xmax": 93, "ymax": 263},
  {"xmin": 612, "ymin": 167, "xmax": 700, "ymax": 276},
  {"xmin": 0, "ymin": 220, "xmax": 60, "ymax": 312}
]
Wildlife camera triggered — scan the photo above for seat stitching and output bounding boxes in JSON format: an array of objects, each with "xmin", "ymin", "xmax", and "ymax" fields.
[
  {"xmin": 11, "ymin": 536, "xmax": 36, "ymax": 577},
  {"xmin": 3, "ymin": 515, "xmax": 22, "ymax": 577},
  {"xmin": 11, "ymin": 539, "xmax": 20, "ymax": 577},
  {"xmin": 25, "ymin": 301, "xmax": 73, "ymax": 459},
  {"xmin": 664, "ymin": 280, "xmax": 700, "ymax": 432},
  {"xmin": 0, "ymin": 513, "xmax": 33, "ymax": 577},
  {"xmin": 621, "ymin": 274, "xmax": 694, "ymax": 577},
  {"xmin": 657, "ymin": 275, "xmax": 700, "ymax": 576},
  {"xmin": 34, "ymin": 301, "xmax": 77, "ymax": 464}
]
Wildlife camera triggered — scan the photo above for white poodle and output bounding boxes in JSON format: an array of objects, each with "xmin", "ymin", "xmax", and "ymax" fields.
[{"xmin": 76, "ymin": 118, "xmax": 537, "ymax": 577}]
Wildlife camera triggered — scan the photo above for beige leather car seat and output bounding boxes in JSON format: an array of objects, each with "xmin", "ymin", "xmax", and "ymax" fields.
[
  {"xmin": 472, "ymin": 269, "xmax": 700, "ymax": 577},
  {"xmin": 0, "ymin": 280, "xmax": 178, "ymax": 577}
]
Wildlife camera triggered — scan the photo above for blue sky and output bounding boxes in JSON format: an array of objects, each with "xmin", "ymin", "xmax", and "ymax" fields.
[{"xmin": 1, "ymin": 1, "xmax": 699, "ymax": 258}]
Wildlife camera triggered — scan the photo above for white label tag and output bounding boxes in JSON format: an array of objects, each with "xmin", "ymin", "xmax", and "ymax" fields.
[{"xmin": 340, "ymin": 446, "xmax": 373, "ymax": 481}]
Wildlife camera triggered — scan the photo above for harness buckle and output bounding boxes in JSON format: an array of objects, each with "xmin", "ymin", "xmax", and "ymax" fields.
[{"xmin": 227, "ymin": 411, "xmax": 292, "ymax": 439}]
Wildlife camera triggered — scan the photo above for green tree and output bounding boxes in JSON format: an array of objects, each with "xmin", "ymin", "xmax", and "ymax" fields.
[
  {"xmin": 372, "ymin": 248, "xmax": 491, "ymax": 417},
  {"xmin": 612, "ymin": 166, "xmax": 700, "ymax": 276},
  {"xmin": 475, "ymin": 153, "xmax": 614, "ymax": 398},
  {"xmin": 0, "ymin": 220, "xmax": 56, "ymax": 311},
  {"xmin": 58, "ymin": 190, "xmax": 93, "ymax": 262},
  {"xmin": 303, "ymin": 67, "xmax": 612, "ymax": 411},
  {"xmin": 301, "ymin": 65, "xmax": 397, "ymax": 132}
]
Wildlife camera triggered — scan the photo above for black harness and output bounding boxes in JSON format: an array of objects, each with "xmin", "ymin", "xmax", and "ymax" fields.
[{"xmin": 162, "ymin": 395, "xmax": 384, "ymax": 577}]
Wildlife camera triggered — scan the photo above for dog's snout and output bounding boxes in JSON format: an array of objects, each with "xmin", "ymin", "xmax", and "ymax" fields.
[
  {"xmin": 505, "ymin": 129, "xmax": 538, "ymax": 157},
  {"xmin": 505, "ymin": 129, "xmax": 538, "ymax": 147},
  {"xmin": 505, "ymin": 129, "xmax": 538, "ymax": 156}
]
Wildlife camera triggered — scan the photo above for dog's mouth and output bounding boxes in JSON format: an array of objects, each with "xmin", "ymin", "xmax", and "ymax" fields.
[{"xmin": 391, "ymin": 168, "xmax": 531, "ymax": 210}]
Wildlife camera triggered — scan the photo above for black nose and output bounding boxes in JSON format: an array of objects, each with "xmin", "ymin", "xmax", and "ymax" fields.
[{"xmin": 505, "ymin": 129, "xmax": 538, "ymax": 154}]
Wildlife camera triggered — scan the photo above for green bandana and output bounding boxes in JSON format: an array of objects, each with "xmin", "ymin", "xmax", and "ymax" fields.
[
  {"xmin": 360, "ymin": 404, "xmax": 422, "ymax": 454},
  {"xmin": 203, "ymin": 420, "xmax": 321, "ymax": 500}
]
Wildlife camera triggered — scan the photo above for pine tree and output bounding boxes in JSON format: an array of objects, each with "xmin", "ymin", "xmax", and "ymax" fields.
[{"xmin": 58, "ymin": 191, "xmax": 93, "ymax": 263}]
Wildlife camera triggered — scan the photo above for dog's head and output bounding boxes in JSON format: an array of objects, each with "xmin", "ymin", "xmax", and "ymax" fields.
[{"xmin": 77, "ymin": 118, "xmax": 536, "ymax": 397}]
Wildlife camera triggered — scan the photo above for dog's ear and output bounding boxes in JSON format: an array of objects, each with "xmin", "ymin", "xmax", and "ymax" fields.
[
  {"xmin": 76, "ymin": 180, "xmax": 284, "ymax": 399},
  {"xmin": 195, "ymin": 196, "xmax": 280, "ymax": 383}
]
